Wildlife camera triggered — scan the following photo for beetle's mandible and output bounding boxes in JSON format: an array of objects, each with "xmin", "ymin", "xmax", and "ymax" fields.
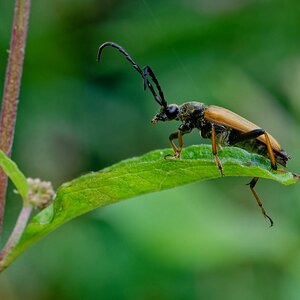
[{"xmin": 97, "ymin": 41, "xmax": 291, "ymax": 227}]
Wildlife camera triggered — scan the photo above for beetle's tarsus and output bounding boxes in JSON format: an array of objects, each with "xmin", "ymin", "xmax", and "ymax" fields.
[
  {"xmin": 164, "ymin": 155, "xmax": 178, "ymax": 160},
  {"xmin": 164, "ymin": 151, "xmax": 181, "ymax": 159},
  {"xmin": 265, "ymin": 214, "xmax": 274, "ymax": 227}
]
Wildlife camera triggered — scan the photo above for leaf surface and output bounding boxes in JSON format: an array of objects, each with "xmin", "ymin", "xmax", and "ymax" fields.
[{"xmin": 3, "ymin": 145, "xmax": 298, "ymax": 269}]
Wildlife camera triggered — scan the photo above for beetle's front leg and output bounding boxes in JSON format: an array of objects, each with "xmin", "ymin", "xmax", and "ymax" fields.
[
  {"xmin": 165, "ymin": 130, "xmax": 183, "ymax": 159},
  {"xmin": 211, "ymin": 123, "xmax": 224, "ymax": 176},
  {"xmin": 165, "ymin": 125, "xmax": 191, "ymax": 159}
]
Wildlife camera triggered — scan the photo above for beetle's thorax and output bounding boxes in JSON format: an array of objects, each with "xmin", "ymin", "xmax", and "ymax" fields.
[
  {"xmin": 178, "ymin": 101, "xmax": 207, "ymax": 128},
  {"xmin": 151, "ymin": 101, "xmax": 208, "ymax": 127}
]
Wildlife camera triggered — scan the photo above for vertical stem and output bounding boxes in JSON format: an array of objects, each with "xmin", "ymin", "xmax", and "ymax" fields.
[
  {"xmin": 0, "ymin": 205, "xmax": 32, "ymax": 272},
  {"xmin": 0, "ymin": 0, "xmax": 31, "ymax": 234}
]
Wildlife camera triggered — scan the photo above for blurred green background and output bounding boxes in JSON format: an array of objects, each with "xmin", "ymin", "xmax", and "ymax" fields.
[{"xmin": 1, "ymin": 0, "xmax": 300, "ymax": 299}]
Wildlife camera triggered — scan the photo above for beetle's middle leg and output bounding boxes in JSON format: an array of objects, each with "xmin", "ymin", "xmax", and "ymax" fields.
[{"xmin": 211, "ymin": 123, "xmax": 224, "ymax": 176}]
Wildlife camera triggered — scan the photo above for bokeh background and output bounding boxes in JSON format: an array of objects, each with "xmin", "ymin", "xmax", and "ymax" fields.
[{"xmin": 1, "ymin": 0, "xmax": 300, "ymax": 299}]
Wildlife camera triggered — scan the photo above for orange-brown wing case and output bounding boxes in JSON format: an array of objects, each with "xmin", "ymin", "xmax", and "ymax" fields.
[{"xmin": 204, "ymin": 105, "xmax": 281, "ymax": 152}]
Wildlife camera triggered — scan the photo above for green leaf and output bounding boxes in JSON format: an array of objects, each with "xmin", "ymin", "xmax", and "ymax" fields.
[
  {"xmin": 2, "ymin": 145, "xmax": 299, "ymax": 270},
  {"xmin": 0, "ymin": 150, "xmax": 29, "ymax": 202}
]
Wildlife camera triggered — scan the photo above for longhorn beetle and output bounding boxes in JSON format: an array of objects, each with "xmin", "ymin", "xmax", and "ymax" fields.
[{"xmin": 97, "ymin": 41, "xmax": 290, "ymax": 226}]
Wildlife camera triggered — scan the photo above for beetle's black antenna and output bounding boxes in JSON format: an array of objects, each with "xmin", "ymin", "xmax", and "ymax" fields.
[
  {"xmin": 97, "ymin": 42, "xmax": 167, "ymax": 107},
  {"xmin": 143, "ymin": 66, "xmax": 167, "ymax": 108}
]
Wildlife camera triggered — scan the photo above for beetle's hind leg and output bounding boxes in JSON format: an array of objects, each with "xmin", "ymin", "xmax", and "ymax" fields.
[
  {"xmin": 230, "ymin": 128, "xmax": 277, "ymax": 171},
  {"xmin": 247, "ymin": 177, "xmax": 273, "ymax": 227},
  {"xmin": 229, "ymin": 129, "xmax": 275, "ymax": 225},
  {"xmin": 211, "ymin": 124, "xmax": 224, "ymax": 176}
]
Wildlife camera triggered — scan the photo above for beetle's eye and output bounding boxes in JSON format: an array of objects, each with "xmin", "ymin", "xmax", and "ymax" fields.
[{"xmin": 166, "ymin": 105, "xmax": 178, "ymax": 119}]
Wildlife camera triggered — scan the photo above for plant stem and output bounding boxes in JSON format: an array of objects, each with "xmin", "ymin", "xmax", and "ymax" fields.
[
  {"xmin": 0, "ymin": 0, "xmax": 31, "ymax": 234},
  {"xmin": 0, "ymin": 205, "xmax": 32, "ymax": 272}
]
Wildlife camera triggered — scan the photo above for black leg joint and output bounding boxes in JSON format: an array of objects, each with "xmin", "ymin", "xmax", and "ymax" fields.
[
  {"xmin": 248, "ymin": 177, "xmax": 259, "ymax": 188},
  {"xmin": 231, "ymin": 128, "xmax": 265, "ymax": 145}
]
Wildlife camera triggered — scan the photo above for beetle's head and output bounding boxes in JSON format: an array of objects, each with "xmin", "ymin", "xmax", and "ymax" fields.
[{"xmin": 151, "ymin": 104, "xmax": 179, "ymax": 124}]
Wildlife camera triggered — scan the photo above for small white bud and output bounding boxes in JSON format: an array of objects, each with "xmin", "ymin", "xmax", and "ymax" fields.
[{"xmin": 27, "ymin": 178, "xmax": 55, "ymax": 209}]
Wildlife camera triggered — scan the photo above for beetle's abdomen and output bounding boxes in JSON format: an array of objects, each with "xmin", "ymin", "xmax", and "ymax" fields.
[
  {"xmin": 229, "ymin": 130, "xmax": 289, "ymax": 167},
  {"xmin": 234, "ymin": 138, "xmax": 289, "ymax": 167}
]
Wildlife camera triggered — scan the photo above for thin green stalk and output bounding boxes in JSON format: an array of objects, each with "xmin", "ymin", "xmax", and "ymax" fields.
[{"xmin": 0, "ymin": 0, "xmax": 31, "ymax": 234}]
